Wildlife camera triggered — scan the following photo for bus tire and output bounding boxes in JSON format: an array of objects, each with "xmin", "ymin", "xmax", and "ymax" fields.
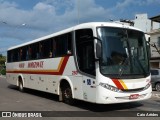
[
  {"xmin": 62, "ymin": 85, "xmax": 74, "ymax": 105},
  {"xmin": 18, "ymin": 80, "xmax": 24, "ymax": 92}
]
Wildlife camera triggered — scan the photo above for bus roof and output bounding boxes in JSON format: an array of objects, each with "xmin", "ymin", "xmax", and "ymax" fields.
[{"xmin": 8, "ymin": 22, "xmax": 142, "ymax": 51}]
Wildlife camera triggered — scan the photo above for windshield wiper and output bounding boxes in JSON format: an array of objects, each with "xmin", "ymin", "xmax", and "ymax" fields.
[
  {"xmin": 118, "ymin": 57, "xmax": 130, "ymax": 77},
  {"xmin": 133, "ymin": 57, "xmax": 147, "ymax": 76}
]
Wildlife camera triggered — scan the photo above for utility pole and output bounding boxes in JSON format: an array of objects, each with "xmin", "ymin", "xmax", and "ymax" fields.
[{"xmin": 77, "ymin": 0, "xmax": 80, "ymax": 24}]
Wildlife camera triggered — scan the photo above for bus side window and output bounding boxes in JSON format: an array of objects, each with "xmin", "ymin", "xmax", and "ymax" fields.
[
  {"xmin": 67, "ymin": 33, "xmax": 72, "ymax": 55},
  {"xmin": 26, "ymin": 46, "xmax": 31, "ymax": 60},
  {"xmin": 52, "ymin": 39, "xmax": 56, "ymax": 57},
  {"xmin": 14, "ymin": 49, "xmax": 19, "ymax": 62},
  {"xmin": 40, "ymin": 39, "xmax": 52, "ymax": 58},
  {"xmin": 7, "ymin": 51, "xmax": 12, "ymax": 62},
  {"xmin": 29, "ymin": 43, "xmax": 39, "ymax": 60},
  {"xmin": 22, "ymin": 47, "xmax": 27, "ymax": 61},
  {"xmin": 48, "ymin": 39, "xmax": 52, "ymax": 58},
  {"xmin": 38, "ymin": 43, "xmax": 43, "ymax": 59},
  {"xmin": 75, "ymin": 29, "xmax": 95, "ymax": 76},
  {"xmin": 55, "ymin": 32, "xmax": 72, "ymax": 57},
  {"xmin": 20, "ymin": 49, "xmax": 23, "ymax": 61}
]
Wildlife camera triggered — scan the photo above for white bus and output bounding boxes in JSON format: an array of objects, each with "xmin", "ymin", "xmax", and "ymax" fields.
[{"xmin": 6, "ymin": 22, "xmax": 152, "ymax": 104}]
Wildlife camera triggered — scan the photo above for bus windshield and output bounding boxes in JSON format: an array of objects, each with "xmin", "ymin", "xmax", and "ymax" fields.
[{"xmin": 97, "ymin": 27, "xmax": 150, "ymax": 78}]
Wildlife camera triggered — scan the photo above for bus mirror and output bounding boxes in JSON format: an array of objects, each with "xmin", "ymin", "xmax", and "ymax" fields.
[
  {"xmin": 96, "ymin": 40, "xmax": 102, "ymax": 59},
  {"xmin": 146, "ymin": 37, "xmax": 151, "ymax": 59}
]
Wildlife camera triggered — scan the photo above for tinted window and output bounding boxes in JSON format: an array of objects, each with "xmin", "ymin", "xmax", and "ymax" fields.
[
  {"xmin": 55, "ymin": 33, "xmax": 72, "ymax": 57},
  {"xmin": 7, "ymin": 32, "xmax": 73, "ymax": 62},
  {"xmin": 40, "ymin": 39, "xmax": 52, "ymax": 58},
  {"xmin": 75, "ymin": 29, "xmax": 95, "ymax": 76},
  {"xmin": 151, "ymin": 70, "xmax": 159, "ymax": 75}
]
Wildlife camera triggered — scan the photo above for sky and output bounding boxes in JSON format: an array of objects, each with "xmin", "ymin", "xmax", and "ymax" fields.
[{"xmin": 0, "ymin": 0, "xmax": 160, "ymax": 55}]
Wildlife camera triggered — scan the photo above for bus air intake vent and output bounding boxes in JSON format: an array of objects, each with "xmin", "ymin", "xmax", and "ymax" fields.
[{"xmin": 122, "ymin": 87, "xmax": 144, "ymax": 92}]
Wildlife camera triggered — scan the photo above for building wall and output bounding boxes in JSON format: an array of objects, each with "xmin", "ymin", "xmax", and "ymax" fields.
[
  {"xmin": 134, "ymin": 14, "xmax": 160, "ymax": 33},
  {"xmin": 149, "ymin": 30, "xmax": 160, "ymax": 68},
  {"xmin": 117, "ymin": 13, "xmax": 160, "ymax": 68},
  {"xmin": 150, "ymin": 32, "xmax": 160, "ymax": 58}
]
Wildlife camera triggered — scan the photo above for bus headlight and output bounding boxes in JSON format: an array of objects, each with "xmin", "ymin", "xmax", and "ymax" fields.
[
  {"xmin": 99, "ymin": 82, "xmax": 122, "ymax": 92},
  {"xmin": 143, "ymin": 82, "xmax": 151, "ymax": 90}
]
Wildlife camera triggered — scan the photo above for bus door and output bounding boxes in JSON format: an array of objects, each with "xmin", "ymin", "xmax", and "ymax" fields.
[{"xmin": 75, "ymin": 29, "xmax": 96, "ymax": 101}]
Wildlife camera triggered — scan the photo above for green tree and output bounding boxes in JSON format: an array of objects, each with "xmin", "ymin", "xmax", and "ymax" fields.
[
  {"xmin": 0, "ymin": 54, "xmax": 6, "ymax": 75},
  {"xmin": 0, "ymin": 55, "xmax": 6, "ymax": 65}
]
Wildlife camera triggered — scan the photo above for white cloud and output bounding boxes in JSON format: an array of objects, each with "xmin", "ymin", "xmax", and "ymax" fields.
[
  {"xmin": 33, "ymin": 2, "xmax": 55, "ymax": 13},
  {"xmin": 113, "ymin": 0, "xmax": 160, "ymax": 10},
  {"xmin": 0, "ymin": 0, "xmax": 110, "ymax": 39},
  {"xmin": 0, "ymin": 0, "xmax": 111, "ymax": 54},
  {"xmin": 136, "ymin": 0, "xmax": 160, "ymax": 5}
]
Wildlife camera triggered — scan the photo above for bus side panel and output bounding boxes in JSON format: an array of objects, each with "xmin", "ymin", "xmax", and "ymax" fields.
[
  {"xmin": 6, "ymin": 56, "xmax": 88, "ymax": 101},
  {"xmin": 62, "ymin": 57, "xmax": 97, "ymax": 102},
  {"xmin": 6, "ymin": 63, "xmax": 20, "ymax": 86},
  {"xmin": 6, "ymin": 73, "xmax": 18, "ymax": 86},
  {"xmin": 60, "ymin": 57, "xmax": 84, "ymax": 100}
]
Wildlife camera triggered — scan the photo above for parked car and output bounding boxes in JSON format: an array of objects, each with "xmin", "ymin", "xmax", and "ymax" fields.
[{"xmin": 151, "ymin": 69, "xmax": 160, "ymax": 92}]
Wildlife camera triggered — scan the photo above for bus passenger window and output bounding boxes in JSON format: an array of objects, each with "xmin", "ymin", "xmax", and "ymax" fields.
[
  {"xmin": 49, "ymin": 51, "xmax": 52, "ymax": 58},
  {"xmin": 52, "ymin": 39, "xmax": 56, "ymax": 57},
  {"xmin": 54, "ymin": 33, "xmax": 72, "ymax": 57},
  {"xmin": 28, "ymin": 46, "xmax": 32, "ymax": 59},
  {"xmin": 38, "ymin": 44, "xmax": 43, "ymax": 58},
  {"xmin": 20, "ymin": 49, "xmax": 23, "ymax": 61}
]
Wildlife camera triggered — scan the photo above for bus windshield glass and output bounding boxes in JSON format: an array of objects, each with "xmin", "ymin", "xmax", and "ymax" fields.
[{"xmin": 97, "ymin": 27, "xmax": 150, "ymax": 78}]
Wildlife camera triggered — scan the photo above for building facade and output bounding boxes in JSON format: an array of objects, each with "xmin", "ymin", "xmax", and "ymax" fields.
[
  {"xmin": 134, "ymin": 14, "xmax": 159, "ymax": 33},
  {"xmin": 149, "ymin": 15, "xmax": 160, "ymax": 68},
  {"xmin": 118, "ymin": 14, "xmax": 160, "ymax": 68}
]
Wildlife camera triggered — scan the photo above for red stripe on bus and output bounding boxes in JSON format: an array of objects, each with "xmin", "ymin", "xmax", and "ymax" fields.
[
  {"xmin": 6, "ymin": 56, "xmax": 70, "ymax": 75},
  {"xmin": 58, "ymin": 56, "xmax": 69, "ymax": 75},
  {"xmin": 112, "ymin": 79, "xmax": 124, "ymax": 90}
]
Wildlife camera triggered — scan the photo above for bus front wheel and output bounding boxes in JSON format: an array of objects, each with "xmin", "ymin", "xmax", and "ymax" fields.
[{"xmin": 62, "ymin": 85, "xmax": 74, "ymax": 105}]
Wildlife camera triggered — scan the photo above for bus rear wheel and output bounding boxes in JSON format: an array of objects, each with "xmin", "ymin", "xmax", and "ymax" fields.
[
  {"xmin": 62, "ymin": 85, "xmax": 74, "ymax": 105},
  {"xmin": 19, "ymin": 80, "xmax": 24, "ymax": 92}
]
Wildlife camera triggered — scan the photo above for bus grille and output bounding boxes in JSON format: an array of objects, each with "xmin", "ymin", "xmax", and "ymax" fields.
[{"xmin": 121, "ymin": 87, "xmax": 144, "ymax": 92}]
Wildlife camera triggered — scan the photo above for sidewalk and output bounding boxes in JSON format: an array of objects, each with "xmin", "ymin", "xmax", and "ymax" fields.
[{"xmin": 0, "ymin": 75, "xmax": 6, "ymax": 78}]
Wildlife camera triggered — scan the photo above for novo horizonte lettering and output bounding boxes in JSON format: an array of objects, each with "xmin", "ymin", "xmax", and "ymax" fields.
[{"xmin": 19, "ymin": 61, "xmax": 44, "ymax": 69}]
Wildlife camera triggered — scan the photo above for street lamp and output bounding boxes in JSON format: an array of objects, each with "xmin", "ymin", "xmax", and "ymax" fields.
[
  {"xmin": 0, "ymin": 21, "xmax": 27, "ymax": 56},
  {"xmin": 0, "ymin": 20, "xmax": 26, "ymax": 27}
]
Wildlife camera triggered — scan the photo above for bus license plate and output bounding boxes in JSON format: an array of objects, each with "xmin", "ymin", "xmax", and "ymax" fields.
[{"xmin": 129, "ymin": 94, "xmax": 139, "ymax": 99}]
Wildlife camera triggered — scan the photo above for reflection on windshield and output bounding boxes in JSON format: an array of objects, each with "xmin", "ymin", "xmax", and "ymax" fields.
[{"xmin": 97, "ymin": 27, "xmax": 149, "ymax": 78}]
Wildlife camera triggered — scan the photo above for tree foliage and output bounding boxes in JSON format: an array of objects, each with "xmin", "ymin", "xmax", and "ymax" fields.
[
  {"xmin": 0, "ymin": 54, "xmax": 6, "ymax": 75},
  {"xmin": 0, "ymin": 54, "xmax": 6, "ymax": 65}
]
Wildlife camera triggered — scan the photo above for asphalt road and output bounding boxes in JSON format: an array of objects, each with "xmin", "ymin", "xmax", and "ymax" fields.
[{"xmin": 0, "ymin": 76, "xmax": 160, "ymax": 120}]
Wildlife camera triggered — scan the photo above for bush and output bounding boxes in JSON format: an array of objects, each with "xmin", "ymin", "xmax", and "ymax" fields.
[{"xmin": 0, "ymin": 68, "xmax": 6, "ymax": 75}]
